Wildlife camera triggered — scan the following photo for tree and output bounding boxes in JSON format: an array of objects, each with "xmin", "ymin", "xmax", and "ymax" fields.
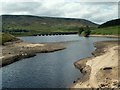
[
  {"xmin": 81, "ymin": 26, "xmax": 91, "ymax": 37},
  {"xmin": 78, "ymin": 27, "xmax": 84, "ymax": 35}
]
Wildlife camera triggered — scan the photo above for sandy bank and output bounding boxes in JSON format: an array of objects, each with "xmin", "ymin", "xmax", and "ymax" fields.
[
  {"xmin": 1, "ymin": 41, "xmax": 65, "ymax": 67},
  {"xmin": 90, "ymin": 34, "xmax": 120, "ymax": 38},
  {"xmin": 71, "ymin": 40, "xmax": 119, "ymax": 89}
]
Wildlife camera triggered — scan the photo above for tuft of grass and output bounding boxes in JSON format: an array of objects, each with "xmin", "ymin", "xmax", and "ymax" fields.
[{"xmin": 0, "ymin": 33, "xmax": 18, "ymax": 45}]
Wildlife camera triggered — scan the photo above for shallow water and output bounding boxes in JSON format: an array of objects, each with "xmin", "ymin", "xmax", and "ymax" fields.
[{"xmin": 1, "ymin": 35, "xmax": 117, "ymax": 88}]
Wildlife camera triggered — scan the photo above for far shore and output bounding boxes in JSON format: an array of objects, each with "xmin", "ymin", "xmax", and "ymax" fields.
[
  {"xmin": 13, "ymin": 34, "xmax": 120, "ymax": 38},
  {"xmin": 90, "ymin": 34, "xmax": 120, "ymax": 38},
  {"xmin": 1, "ymin": 40, "xmax": 65, "ymax": 67},
  {"xmin": 70, "ymin": 40, "xmax": 119, "ymax": 89}
]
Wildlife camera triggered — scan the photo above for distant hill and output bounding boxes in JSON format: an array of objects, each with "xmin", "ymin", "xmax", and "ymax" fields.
[
  {"xmin": 91, "ymin": 19, "xmax": 120, "ymax": 35},
  {"xmin": 99, "ymin": 18, "xmax": 120, "ymax": 28},
  {"xmin": 1, "ymin": 15, "xmax": 98, "ymax": 36},
  {"xmin": 91, "ymin": 26, "xmax": 120, "ymax": 35}
]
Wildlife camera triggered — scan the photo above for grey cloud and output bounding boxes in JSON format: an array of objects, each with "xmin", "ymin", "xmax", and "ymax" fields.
[{"xmin": 1, "ymin": 1, "xmax": 118, "ymax": 24}]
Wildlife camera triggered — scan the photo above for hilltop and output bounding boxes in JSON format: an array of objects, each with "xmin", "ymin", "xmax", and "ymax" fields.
[
  {"xmin": 2, "ymin": 15, "xmax": 98, "ymax": 36},
  {"xmin": 98, "ymin": 18, "xmax": 120, "ymax": 28}
]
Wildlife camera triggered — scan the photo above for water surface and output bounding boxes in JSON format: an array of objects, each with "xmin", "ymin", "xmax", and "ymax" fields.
[{"xmin": 1, "ymin": 35, "xmax": 117, "ymax": 88}]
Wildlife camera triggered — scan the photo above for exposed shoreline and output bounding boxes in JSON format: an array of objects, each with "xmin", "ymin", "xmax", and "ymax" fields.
[
  {"xmin": 1, "ymin": 41, "xmax": 65, "ymax": 67},
  {"xmin": 71, "ymin": 40, "xmax": 119, "ymax": 89},
  {"xmin": 90, "ymin": 34, "xmax": 120, "ymax": 38}
]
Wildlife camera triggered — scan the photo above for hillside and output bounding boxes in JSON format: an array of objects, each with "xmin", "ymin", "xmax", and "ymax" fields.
[
  {"xmin": 91, "ymin": 26, "xmax": 120, "ymax": 35},
  {"xmin": 98, "ymin": 18, "xmax": 120, "ymax": 28},
  {"xmin": 2, "ymin": 15, "xmax": 98, "ymax": 36},
  {"xmin": 91, "ymin": 19, "xmax": 120, "ymax": 35}
]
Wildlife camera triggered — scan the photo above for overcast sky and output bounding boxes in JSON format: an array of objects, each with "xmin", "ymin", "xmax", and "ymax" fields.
[{"xmin": 0, "ymin": 0, "xmax": 119, "ymax": 24}]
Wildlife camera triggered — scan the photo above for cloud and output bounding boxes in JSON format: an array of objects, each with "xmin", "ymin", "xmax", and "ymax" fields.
[
  {"xmin": 2, "ymin": 2, "xmax": 41, "ymax": 14},
  {"xmin": 1, "ymin": 1, "xmax": 119, "ymax": 24},
  {"xmin": 1, "ymin": 0, "xmax": 120, "ymax": 2}
]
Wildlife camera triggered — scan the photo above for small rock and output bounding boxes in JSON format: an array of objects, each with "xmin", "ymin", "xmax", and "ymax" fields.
[{"xmin": 73, "ymin": 81, "xmax": 76, "ymax": 83}]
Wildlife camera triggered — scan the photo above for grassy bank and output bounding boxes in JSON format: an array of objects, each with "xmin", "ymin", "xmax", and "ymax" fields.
[
  {"xmin": 91, "ymin": 26, "xmax": 120, "ymax": 35},
  {"xmin": 0, "ymin": 33, "xmax": 19, "ymax": 45}
]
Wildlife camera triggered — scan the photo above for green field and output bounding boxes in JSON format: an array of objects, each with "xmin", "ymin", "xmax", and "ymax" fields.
[{"xmin": 91, "ymin": 26, "xmax": 120, "ymax": 35}]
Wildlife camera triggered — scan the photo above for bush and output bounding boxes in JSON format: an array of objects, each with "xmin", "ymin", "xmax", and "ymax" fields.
[
  {"xmin": 78, "ymin": 27, "xmax": 84, "ymax": 35},
  {"xmin": 79, "ymin": 26, "xmax": 91, "ymax": 37}
]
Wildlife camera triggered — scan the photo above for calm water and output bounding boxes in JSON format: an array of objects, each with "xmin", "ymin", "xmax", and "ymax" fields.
[{"xmin": 1, "ymin": 35, "xmax": 117, "ymax": 88}]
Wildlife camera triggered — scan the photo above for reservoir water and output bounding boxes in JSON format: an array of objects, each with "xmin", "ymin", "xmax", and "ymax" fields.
[{"xmin": 1, "ymin": 35, "xmax": 118, "ymax": 88}]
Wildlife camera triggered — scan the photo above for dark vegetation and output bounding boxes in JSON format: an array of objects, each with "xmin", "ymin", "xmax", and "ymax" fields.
[{"xmin": 78, "ymin": 26, "xmax": 91, "ymax": 37}]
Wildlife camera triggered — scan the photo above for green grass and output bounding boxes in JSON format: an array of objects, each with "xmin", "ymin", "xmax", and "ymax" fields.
[
  {"xmin": 3, "ymin": 25, "xmax": 87, "ymax": 36},
  {"xmin": 0, "ymin": 33, "xmax": 18, "ymax": 45},
  {"xmin": 91, "ymin": 26, "xmax": 120, "ymax": 35}
]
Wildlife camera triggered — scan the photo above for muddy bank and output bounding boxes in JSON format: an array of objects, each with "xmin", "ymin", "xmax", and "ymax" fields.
[
  {"xmin": 1, "ymin": 41, "xmax": 65, "ymax": 67},
  {"xmin": 71, "ymin": 40, "xmax": 119, "ymax": 89}
]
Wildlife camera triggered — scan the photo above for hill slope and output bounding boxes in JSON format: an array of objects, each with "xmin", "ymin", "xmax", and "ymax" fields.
[
  {"xmin": 91, "ymin": 26, "xmax": 120, "ymax": 35},
  {"xmin": 91, "ymin": 19, "xmax": 120, "ymax": 35},
  {"xmin": 2, "ymin": 15, "xmax": 98, "ymax": 36},
  {"xmin": 98, "ymin": 18, "xmax": 120, "ymax": 28}
]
